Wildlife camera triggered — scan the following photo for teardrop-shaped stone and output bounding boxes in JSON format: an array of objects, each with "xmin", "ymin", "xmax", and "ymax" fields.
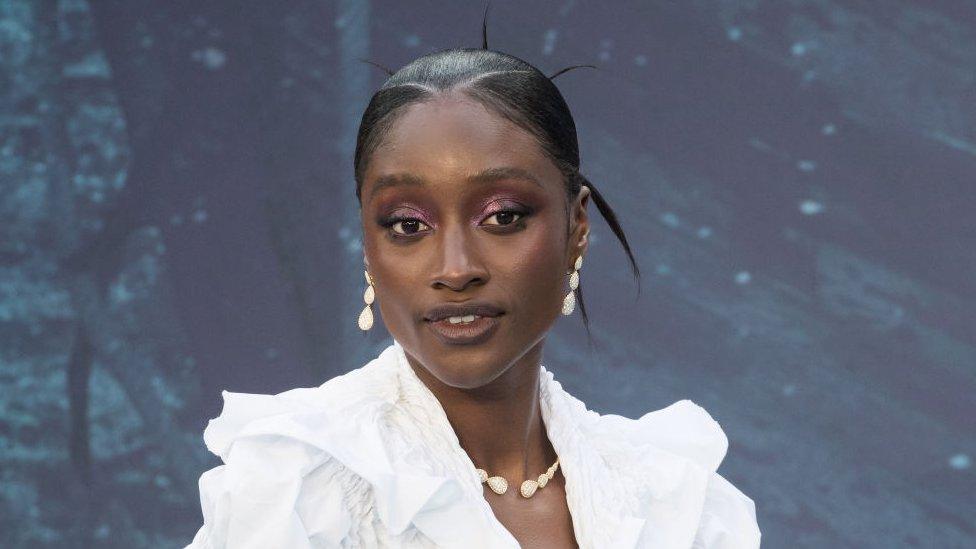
[
  {"xmin": 364, "ymin": 270, "xmax": 372, "ymax": 284},
  {"xmin": 363, "ymin": 284, "xmax": 375, "ymax": 305},
  {"xmin": 569, "ymin": 270, "xmax": 580, "ymax": 290},
  {"xmin": 520, "ymin": 480, "xmax": 539, "ymax": 498},
  {"xmin": 574, "ymin": 255, "xmax": 583, "ymax": 270},
  {"xmin": 486, "ymin": 476, "xmax": 508, "ymax": 495},
  {"xmin": 357, "ymin": 305, "xmax": 373, "ymax": 331},
  {"xmin": 561, "ymin": 291, "xmax": 576, "ymax": 315},
  {"xmin": 537, "ymin": 473, "xmax": 549, "ymax": 488}
]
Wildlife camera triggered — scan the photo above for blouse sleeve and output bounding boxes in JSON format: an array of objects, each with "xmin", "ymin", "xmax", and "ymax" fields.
[
  {"xmin": 692, "ymin": 471, "xmax": 761, "ymax": 548},
  {"xmin": 184, "ymin": 436, "xmax": 353, "ymax": 548}
]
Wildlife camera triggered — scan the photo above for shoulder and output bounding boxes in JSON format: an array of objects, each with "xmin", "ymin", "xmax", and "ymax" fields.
[
  {"xmin": 693, "ymin": 471, "xmax": 761, "ymax": 548},
  {"xmin": 601, "ymin": 400, "xmax": 760, "ymax": 548},
  {"xmin": 202, "ymin": 344, "xmax": 400, "ymax": 463},
  {"xmin": 589, "ymin": 398, "xmax": 730, "ymax": 471},
  {"xmin": 541, "ymin": 367, "xmax": 729, "ymax": 471},
  {"xmin": 600, "ymin": 399, "xmax": 759, "ymax": 548},
  {"xmin": 187, "ymin": 346, "xmax": 403, "ymax": 548},
  {"xmin": 541, "ymin": 371, "xmax": 760, "ymax": 548},
  {"xmin": 604, "ymin": 400, "xmax": 757, "ymax": 539}
]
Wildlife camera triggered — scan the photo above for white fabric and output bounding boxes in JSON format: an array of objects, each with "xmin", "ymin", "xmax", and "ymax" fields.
[{"xmin": 186, "ymin": 340, "xmax": 760, "ymax": 548}]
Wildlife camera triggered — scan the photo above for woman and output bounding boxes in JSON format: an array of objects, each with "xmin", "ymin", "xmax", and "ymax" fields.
[{"xmin": 187, "ymin": 45, "xmax": 761, "ymax": 548}]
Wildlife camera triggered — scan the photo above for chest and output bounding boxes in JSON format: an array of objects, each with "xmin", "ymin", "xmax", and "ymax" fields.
[{"xmin": 483, "ymin": 471, "xmax": 578, "ymax": 549}]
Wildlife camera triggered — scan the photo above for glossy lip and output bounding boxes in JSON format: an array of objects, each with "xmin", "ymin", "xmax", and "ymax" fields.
[
  {"xmin": 426, "ymin": 315, "xmax": 501, "ymax": 346},
  {"xmin": 423, "ymin": 302, "xmax": 505, "ymax": 322},
  {"xmin": 423, "ymin": 302, "xmax": 504, "ymax": 346}
]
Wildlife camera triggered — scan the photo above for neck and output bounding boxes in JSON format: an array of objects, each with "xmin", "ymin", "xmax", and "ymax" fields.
[{"xmin": 407, "ymin": 340, "xmax": 556, "ymax": 482}]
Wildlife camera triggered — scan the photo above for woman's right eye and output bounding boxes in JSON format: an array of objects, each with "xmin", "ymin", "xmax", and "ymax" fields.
[{"xmin": 390, "ymin": 219, "xmax": 430, "ymax": 236}]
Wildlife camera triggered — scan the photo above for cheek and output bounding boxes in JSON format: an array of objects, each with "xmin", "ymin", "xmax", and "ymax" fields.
[
  {"xmin": 362, "ymin": 236, "xmax": 422, "ymax": 323},
  {"xmin": 502, "ymin": 224, "xmax": 567, "ymax": 308}
]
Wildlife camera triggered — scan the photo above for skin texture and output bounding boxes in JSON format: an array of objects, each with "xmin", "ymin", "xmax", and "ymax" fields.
[{"xmin": 359, "ymin": 91, "xmax": 589, "ymax": 548}]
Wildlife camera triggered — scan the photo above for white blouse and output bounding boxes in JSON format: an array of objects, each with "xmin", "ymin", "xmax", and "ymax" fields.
[{"xmin": 186, "ymin": 340, "xmax": 761, "ymax": 548}]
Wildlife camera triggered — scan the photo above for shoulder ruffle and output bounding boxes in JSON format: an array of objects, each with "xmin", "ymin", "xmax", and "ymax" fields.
[
  {"xmin": 187, "ymin": 386, "xmax": 346, "ymax": 548},
  {"xmin": 539, "ymin": 368, "xmax": 728, "ymax": 473},
  {"xmin": 596, "ymin": 398, "xmax": 730, "ymax": 472},
  {"xmin": 202, "ymin": 386, "xmax": 326, "ymax": 461},
  {"xmin": 187, "ymin": 353, "xmax": 404, "ymax": 548},
  {"xmin": 693, "ymin": 472, "xmax": 761, "ymax": 548},
  {"xmin": 539, "ymin": 368, "xmax": 756, "ymax": 548},
  {"xmin": 593, "ymin": 400, "xmax": 760, "ymax": 548},
  {"xmin": 202, "ymin": 346, "xmax": 405, "ymax": 462},
  {"xmin": 188, "ymin": 344, "xmax": 509, "ymax": 549}
]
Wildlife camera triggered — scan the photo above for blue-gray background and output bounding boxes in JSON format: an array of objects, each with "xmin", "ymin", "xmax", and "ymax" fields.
[{"xmin": 1, "ymin": 0, "xmax": 974, "ymax": 547}]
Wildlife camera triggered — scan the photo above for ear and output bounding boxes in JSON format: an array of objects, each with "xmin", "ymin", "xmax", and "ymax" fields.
[{"xmin": 568, "ymin": 185, "xmax": 591, "ymax": 270}]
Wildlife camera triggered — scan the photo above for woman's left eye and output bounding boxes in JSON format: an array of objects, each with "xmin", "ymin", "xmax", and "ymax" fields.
[{"xmin": 482, "ymin": 210, "xmax": 525, "ymax": 226}]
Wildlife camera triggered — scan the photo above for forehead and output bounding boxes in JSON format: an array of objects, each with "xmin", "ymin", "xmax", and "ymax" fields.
[{"xmin": 363, "ymin": 93, "xmax": 563, "ymax": 193}]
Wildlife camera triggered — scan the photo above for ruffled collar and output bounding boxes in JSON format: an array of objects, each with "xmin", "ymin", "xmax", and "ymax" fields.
[
  {"xmin": 536, "ymin": 360, "xmax": 726, "ymax": 548},
  {"xmin": 204, "ymin": 339, "xmax": 728, "ymax": 548}
]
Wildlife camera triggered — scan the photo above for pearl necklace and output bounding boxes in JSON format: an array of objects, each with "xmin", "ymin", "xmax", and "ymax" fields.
[{"xmin": 475, "ymin": 458, "xmax": 560, "ymax": 498}]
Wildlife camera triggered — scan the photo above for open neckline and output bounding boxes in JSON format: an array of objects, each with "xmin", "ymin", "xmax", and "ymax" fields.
[{"xmin": 390, "ymin": 340, "xmax": 582, "ymax": 547}]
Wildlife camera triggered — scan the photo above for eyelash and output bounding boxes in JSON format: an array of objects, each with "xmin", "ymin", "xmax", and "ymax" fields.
[{"xmin": 381, "ymin": 208, "xmax": 531, "ymax": 239}]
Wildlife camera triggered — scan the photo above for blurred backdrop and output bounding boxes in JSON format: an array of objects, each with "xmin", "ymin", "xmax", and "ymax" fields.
[{"xmin": 1, "ymin": 0, "xmax": 974, "ymax": 547}]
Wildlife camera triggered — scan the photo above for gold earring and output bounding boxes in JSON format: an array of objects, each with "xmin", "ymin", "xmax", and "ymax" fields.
[
  {"xmin": 561, "ymin": 255, "xmax": 583, "ymax": 315},
  {"xmin": 358, "ymin": 270, "xmax": 375, "ymax": 331}
]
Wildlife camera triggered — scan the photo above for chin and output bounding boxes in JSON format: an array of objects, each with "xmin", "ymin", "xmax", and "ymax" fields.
[
  {"xmin": 428, "ymin": 349, "xmax": 506, "ymax": 389},
  {"xmin": 415, "ymin": 338, "xmax": 512, "ymax": 390},
  {"xmin": 436, "ymin": 362, "xmax": 507, "ymax": 390}
]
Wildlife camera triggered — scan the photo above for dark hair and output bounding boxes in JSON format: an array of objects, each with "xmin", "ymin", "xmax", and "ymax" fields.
[{"xmin": 354, "ymin": 30, "xmax": 640, "ymax": 339}]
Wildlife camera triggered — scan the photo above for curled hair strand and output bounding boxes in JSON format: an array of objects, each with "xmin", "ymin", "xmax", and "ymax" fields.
[{"xmin": 549, "ymin": 64, "xmax": 598, "ymax": 80}]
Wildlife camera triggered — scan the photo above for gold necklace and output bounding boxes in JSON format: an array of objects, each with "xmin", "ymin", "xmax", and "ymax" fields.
[{"xmin": 475, "ymin": 458, "xmax": 560, "ymax": 498}]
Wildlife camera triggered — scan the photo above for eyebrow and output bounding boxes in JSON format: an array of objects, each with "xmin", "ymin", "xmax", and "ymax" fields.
[{"xmin": 366, "ymin": 166, "xmax": 545, "ymax": 202}]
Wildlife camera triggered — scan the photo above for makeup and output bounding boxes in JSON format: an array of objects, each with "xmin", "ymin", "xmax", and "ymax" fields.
[{"xmin": 426, "ymin": 314, "xmax": 501, "ymax": 345}]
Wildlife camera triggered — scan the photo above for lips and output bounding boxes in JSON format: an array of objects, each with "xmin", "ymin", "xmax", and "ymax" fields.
[
  {"xmin": 423, "ymin": 302, "xmax": 504, "ymax": 323},
  {"xmin": 423, "ymin": 302, "xmax": 504, "ymax": 345},
  {"xmin": 426, "ymin": 315, "xmax": 501, "ymax": 345}
]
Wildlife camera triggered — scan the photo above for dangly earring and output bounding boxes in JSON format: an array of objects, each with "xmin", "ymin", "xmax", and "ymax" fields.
[
  {"xmin": 561, "ymin": 254, "xmax": 583, "ymax": 315},
  {"xmin": 358, "ymin": 270, "xmax": 375, "ymax": 331}
]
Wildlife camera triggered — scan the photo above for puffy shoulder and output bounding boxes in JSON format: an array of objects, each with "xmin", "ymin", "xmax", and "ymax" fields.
[
  {"xmin": 542, "ymin": 373, "xmax": 756, "ymax": 548},
  {"xmin": 593, "ymin": 399, "xmax": 730, "ymax": 472},
  {"xmin": 692, "ymin": 472, "xmax": 761, "ymax": 548},
  {"xmin": 202, "ymin": 386, "xmax": 326, "ymax": 461},
  {"xmin": 203, "ymin": 354, "xmax": 399, "ymax": 462},
  {"xmin": 595, "ymin": 399, "xmax": 759, "ymax": 547},
  {"xmin": 187, "ymin": 390, "xmax": 357, "ymax": 549},
  {"xmin": 186, "ymin": 456, "xmax": 352, "ymax": 549},
  {"xmin": 186, "ymin": 353, "xmax": 401, "ymax": 548}
]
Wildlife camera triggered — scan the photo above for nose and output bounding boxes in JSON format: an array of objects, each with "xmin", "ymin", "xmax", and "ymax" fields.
[{"xmin": 429, "ymin": 223, "xmax": 489, "ymax": 292}]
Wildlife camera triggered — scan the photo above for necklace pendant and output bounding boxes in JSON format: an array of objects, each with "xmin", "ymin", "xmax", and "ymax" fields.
[
  {"xmin": 519, "ymin": 479, "xmax": 539, "ymax": 498},
  {"xmin": 486, "ymin": 476, "xmax": 509, "ymax": 495},
  {"xmin": 537, "ymin": 472, "xmax": 549, "ymax": 488},
  {"xmin": 474, "ymin": 458, "xmax": 559, "ymax": 499}
]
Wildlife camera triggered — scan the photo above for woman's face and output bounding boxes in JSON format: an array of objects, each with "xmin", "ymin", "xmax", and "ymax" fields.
[{"xmin": 359, "ymin": 92, "xmax": 589, "ymax": 390}]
